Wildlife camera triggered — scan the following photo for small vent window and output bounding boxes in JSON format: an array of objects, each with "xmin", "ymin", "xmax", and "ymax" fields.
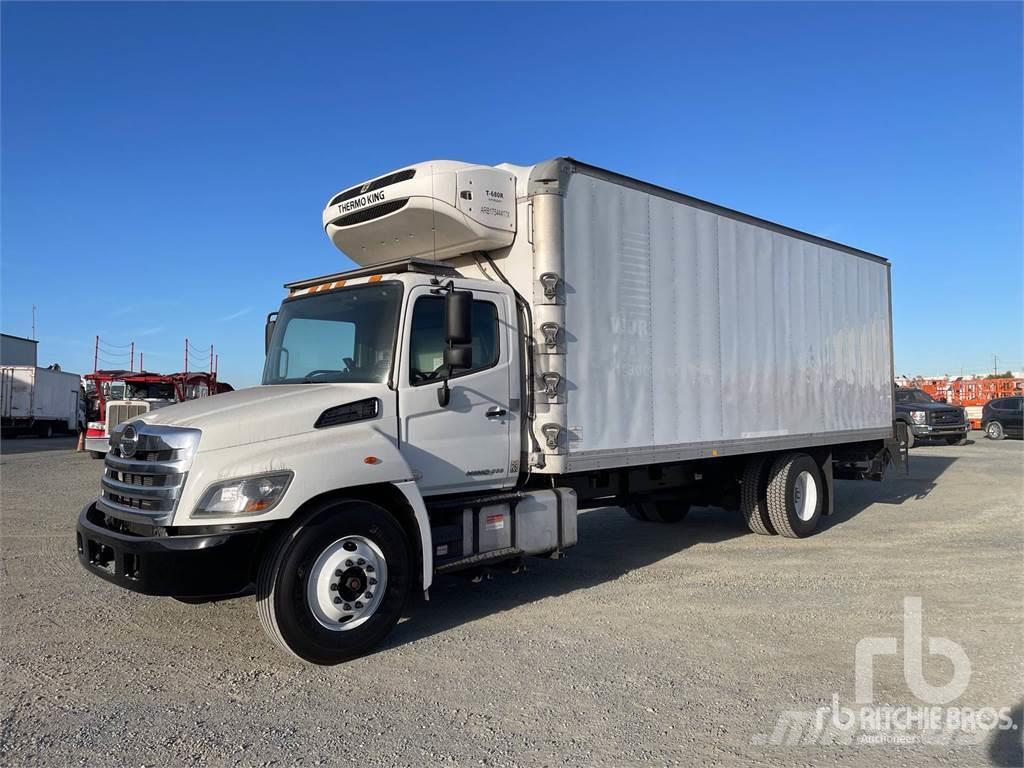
[
  {"xmin": 330, "ymin": 199, "xmax": 408, "ymax": 228},
  {"xmin": 328, "ymin": 169, "xmax": 416, "ymax": 207}
]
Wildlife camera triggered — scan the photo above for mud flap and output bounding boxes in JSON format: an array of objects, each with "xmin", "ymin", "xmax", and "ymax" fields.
[
  {"xmin": 817, "ymin": 450, "xmax": 834, "ymax": 517},
  {"xmin": 890, "ymin": 422, "xmax": 910, "ymax": 474}
]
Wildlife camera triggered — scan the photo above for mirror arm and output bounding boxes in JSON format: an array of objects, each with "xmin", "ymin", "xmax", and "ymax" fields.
[{"xmin": 436, "ymin": 365, "xmax": 453, "ymax": 408}]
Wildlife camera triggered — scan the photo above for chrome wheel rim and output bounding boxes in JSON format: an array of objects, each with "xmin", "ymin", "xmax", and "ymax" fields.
[
  {"xmin": 792, "ymin": 470, "xmax": 818, "ymax": 522},
  {"xmin": 307, "ymin": 536, "xmax": 388, "ymax": 632}
]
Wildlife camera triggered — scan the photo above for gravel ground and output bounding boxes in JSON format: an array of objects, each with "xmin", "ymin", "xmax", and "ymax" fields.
[{"xmin": 1, "ymin": 434, "xmax": 1021, "ymax": 767}]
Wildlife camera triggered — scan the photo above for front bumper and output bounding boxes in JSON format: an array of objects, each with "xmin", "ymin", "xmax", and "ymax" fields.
[
  {"xmin": 84, "ymin": 436, "xmax": 109, "ymax": 453},
  {"xmin": 76, "ymin": 503, "xmax": 269, "ymax": 598},
  {"xmin": 910, "ymin": 423, "xmax": 968, "ymax": 437}
]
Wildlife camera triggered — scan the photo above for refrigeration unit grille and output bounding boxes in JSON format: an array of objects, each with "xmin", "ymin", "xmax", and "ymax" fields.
[
  {"xmin": 330, "ymin": 199, "xmax": 408, "ymax": 228},
  {"xmin": 328, "ymin": 169, "xmax": 416, "ymax": 207}
]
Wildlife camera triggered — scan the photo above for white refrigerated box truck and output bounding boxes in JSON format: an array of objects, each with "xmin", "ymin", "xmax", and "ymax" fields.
[
  {"xmin": 2, "ymin": 365, "xmax": 81, "ymax": 437},
  {"xmin": 77, "ymin": 158, "xmax": 904, "ymax": 663}
]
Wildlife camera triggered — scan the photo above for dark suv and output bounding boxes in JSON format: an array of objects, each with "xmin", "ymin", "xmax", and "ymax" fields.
[
  {"xmin": 894, "ymin": 388, "xmax": 968, "ymax": 448},
  {"xmin": 982, "ymin": 396, "xmax": 1023, "ymax": 440}
]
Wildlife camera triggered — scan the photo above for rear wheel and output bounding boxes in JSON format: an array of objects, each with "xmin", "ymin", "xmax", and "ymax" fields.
[
  {"xmin": 986, "ymin": 421, "xmax": 1005, "ymax": 440},
  {"xmin": 256, "ymin": 500, "xmax": 411, "ymax": 664},
  {"xmin": 626, "ymin": 497, "xmax": 689, "ymax": 523},
  {"xmin": 740, "ymin": 455, "xmax": 776, "ymax": 535},
  {"xmin": 765, "ymin": 453, "xmax": 823, "ymax": 539}
]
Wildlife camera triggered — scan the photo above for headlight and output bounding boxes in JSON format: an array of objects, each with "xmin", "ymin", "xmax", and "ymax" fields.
[
  {"xmin": 193, "ymin": 472, "xmax": 293, "ymax": 517},
  {"xmin": 910, "ymin": 410, "xmax": 927, "ymax": 425}
]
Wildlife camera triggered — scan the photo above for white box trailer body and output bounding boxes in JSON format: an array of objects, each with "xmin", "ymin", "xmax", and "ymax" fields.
[
  {"xmin": 321, "ymin": 157, "xmax": 894, "ymax": 475},
  {"xmin": 1, "ymin": 366, "xmax": 81, "ymax": 434},
  {"xmin": 497, "ymin": 161, "xmax": 894, "ymax": 472}
]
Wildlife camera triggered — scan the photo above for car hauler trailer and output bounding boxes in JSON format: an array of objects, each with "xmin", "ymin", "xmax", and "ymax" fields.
[
  {"xmin": 76, "ymin": 158, "xmax": 905, "ymax": 663},
  {"xmin": 1, "ymin": 365, "xmax": 81, "ymax": 437},
  {"xmin": 82, "ymin": 370, "xmax": 227, "ymax": 458}
]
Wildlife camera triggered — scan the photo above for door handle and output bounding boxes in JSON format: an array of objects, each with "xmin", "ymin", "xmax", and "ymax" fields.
[{"xmin": 486, "ymin": 407, "xmax": 508, "ymax": 418}]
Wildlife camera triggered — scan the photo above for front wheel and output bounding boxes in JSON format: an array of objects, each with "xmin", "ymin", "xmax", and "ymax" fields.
[
  {"xmin": 256, "ymin": 500, "xmax": 411, "ymax": 664},
  {"xmin": 986, "ymin": 421, "xmax": 1005, "ymax": 441}
]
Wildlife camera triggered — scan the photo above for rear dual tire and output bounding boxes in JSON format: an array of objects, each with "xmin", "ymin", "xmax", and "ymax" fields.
[
  {"xmin": 627, "ymin": 498, "xmax": 689, "ymax": 523},
  {"xmin": 765, "ymin": 453, "xmax": 823, "ymax": 538},
  {"xmin": 740, "ymin": 455, "xmax": 775, "ymax": 535},
  {"xmin": 256, "ymin": 500, "xmax": 410, "ymax": 665}
]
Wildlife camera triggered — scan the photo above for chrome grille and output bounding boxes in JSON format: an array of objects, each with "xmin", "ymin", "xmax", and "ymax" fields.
[
  {"xmin": 930, "ymin": 409, "xmax": 962, "ymax": 425},
  {"xmin": 97, "ymin": 425, "xmax": 200, "ymax": 526},
  {"xmin": 106, "ymin": 402, "xmax": 150, "ymax": 434}
]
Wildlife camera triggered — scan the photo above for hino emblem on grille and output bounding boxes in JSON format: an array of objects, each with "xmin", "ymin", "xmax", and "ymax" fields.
[
  {"xmin": 360, "ymin": 182, "xmax": 371, "ymax": 194},
  {"xmin": 119, "ymin": 424, "xmax": 139, "ymax": 458}
]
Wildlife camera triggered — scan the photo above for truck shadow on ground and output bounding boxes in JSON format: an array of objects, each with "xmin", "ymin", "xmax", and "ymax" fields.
[
  {"xmin": 386, "ymin": 504, "xmax": 748, "ymax": 651},
  {"xmin": 822, "ymin": 454, "xmax": 958, "ymax": 532},
  {"xmin": 988, "ymin": 700, "xmax": 1023, "ymax": 767},
  {"xmin": 385, "ymin": 454, "xmax": 960, "ymax": 651}
]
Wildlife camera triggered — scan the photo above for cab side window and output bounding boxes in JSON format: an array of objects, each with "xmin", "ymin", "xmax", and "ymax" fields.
[{"xmin": 408, "ymin": 296, "xmax": 499, "ymax": 384}]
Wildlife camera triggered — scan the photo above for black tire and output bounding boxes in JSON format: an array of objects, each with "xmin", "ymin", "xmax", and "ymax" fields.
[
  {"xmin": 626, "ymin": 500, "xmax": 649, "ymax": 521},
  {"xmin": 986, "ymin": 421, "xmax": 1005, "ymax": 441},
  {"xmin": 627, "ymin": 497, "xmax": 689, "ymax": 523},
  {"xmin": 256, "ymin": 500, "xmax": 411, "ymax": 664},
  {"xmin": 35, "ymin": 422, "xmax": 53, "ymax": 438},
  {"xmin": 740, "ymin": 455, "xmax": 776, "ymax": 535},
  {"xmin": 765, "ymin": 453, "xmax": 823, "ymax": 539},
  {"xmin": 89, "ymin": 451, "xmax": 105, "ymax": 460}
]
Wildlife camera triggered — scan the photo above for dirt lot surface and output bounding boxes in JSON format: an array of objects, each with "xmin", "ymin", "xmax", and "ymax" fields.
[{"xmin": 1, "ymin": 434, "xmax": 1021, "ymax": 767}]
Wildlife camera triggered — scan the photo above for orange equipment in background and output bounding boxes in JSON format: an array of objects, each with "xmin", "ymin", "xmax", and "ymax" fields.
[{"xmin": 914, "ymin": 376, "xmax": 1024, "ymax": 429}]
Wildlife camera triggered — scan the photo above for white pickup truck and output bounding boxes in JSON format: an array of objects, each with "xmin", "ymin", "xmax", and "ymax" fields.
[{"xmin": 77, "ymin": 158, "xmax": 904, "ymax": 663}]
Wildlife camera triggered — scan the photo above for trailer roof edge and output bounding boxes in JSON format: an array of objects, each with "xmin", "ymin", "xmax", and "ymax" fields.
[{"xmin": 555, "ymin": 157, "xmax": 890, "ymax": 267}]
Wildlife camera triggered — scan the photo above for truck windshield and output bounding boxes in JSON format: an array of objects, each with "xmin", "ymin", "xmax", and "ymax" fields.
[
  {"xmin": 263, "ymin": 282, "xmax": 402, "ymax": 385},
  {"xmin": 896, "ymin": 389, "xmax": 936, "ymax": 404}
]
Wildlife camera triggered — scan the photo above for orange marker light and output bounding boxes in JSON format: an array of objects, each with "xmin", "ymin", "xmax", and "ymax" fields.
[{"xmin": 364, "ymin": 456, "xmax": 380, "ymax": 465}]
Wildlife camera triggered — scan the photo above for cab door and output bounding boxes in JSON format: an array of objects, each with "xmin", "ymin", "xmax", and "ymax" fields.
[{"xmin": 397, "ymin": 284, "xmax": 516, "ymax": 495}]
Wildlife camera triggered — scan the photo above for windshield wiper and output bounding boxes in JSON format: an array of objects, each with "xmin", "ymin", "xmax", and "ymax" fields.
[{"xmin": 302, "ymin": 370, "xmax": 345, "ymax": 383}]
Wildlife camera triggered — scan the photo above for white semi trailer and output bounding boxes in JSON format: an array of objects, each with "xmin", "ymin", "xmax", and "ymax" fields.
[{"xmin": 77, "ymin": 158, "xmax": 904, "ymax": 663}]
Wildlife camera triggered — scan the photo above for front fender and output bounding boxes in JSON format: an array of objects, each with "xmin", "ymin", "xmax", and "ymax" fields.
[
  {"xmin": 175, "ymin": 424, "xmax": 416, "ymax": 524},
  {"xmin": 173, "ymin": 424, "xmax": 434, "ymax": 589}
]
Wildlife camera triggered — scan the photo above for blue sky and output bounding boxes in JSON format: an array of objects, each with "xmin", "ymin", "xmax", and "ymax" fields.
[{"xmin": 3, "ymin": 1, "xmax": 1021, "ymax": 387}]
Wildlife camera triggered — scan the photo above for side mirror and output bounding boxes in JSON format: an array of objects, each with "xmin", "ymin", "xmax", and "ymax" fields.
[
  {"xmin": 445, "ymin": 290, "xmax": 472, "ymax": 346},
  {"xmin": 438, "ymin": 291, "xmax": 473, "ymax": 408},
  {"xmin": 265, "ymin": 312, "xmax": 278, "ymax": 354},
  {"xmin": 443, "ymin": 345, "xmax": 472, "ymax": 371}
]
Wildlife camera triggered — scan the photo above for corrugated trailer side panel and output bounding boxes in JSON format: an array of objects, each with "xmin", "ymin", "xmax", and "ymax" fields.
[{"xmin": 562, "ymin": 172, "xmax": 892, "ymax": 462}]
